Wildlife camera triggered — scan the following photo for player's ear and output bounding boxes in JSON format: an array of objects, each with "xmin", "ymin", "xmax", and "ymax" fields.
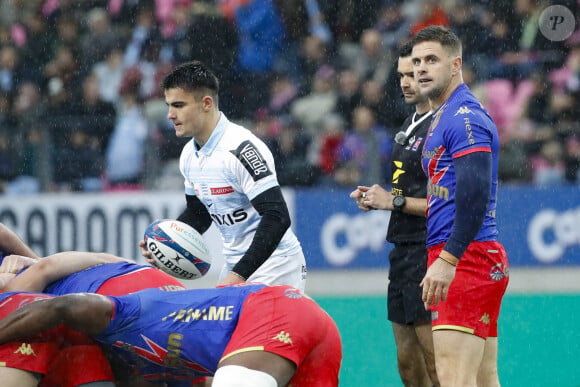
[
  {"xmin": 451, "ymin": 56, "xmax": 462, "ymax": 76},
  {"xmin": 201, "ymin": 95, "xmax": 214, "ymax": 111}
]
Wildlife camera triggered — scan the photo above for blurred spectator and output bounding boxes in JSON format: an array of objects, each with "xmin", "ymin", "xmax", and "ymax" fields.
[
  {"xmin": 270, "ymin": 118, "xmax": 318, "ymax": 186},
  {"xmin": 325, "ymin": 0, "xmax": 381, "ymax": 44},
  {"xmin": 564, "ymin": 135, "xmax": 580, "ymax": 183},
  {"xmin": 108, "ymin": 0, "xmax": 153, "ymax": 28},
  {"xmin": 296, "ymin": 34, "xmax": 332, "ymax": 90},
  {"xmin": 54, "ymin": 127, "xmax": 104, "ymax": 192},
  {"xmin": 338, "ymin": 28, "xmax": 393, "ymax": 87},
  {"xmin": 360, "ymin": 78, "xmax": 391, "ymax": 128},
  {"xmin": 234, "ymin": 0, "xmax": 287, "ymax": 117},
  {"xmin": 0, "ymin": 129, "xmax": 23, "ymax": 192},
  {"xmin": 498, "ymin": 139, "xmax": 532, "ymax": 183},
  {"xmin": 92, "ymin": 46, "xmax": 125, "ymax": 105},
  {"xmin": 80, "ymin": 7, "xmax": 120, "ymax": 74},
  {"xmin": 43, "ymin": 76, "xmax": 76, "ymax": 150},
  {"xmin": 375, "ymin": 0, "xmax": 411, "ymax": 51},
  {"xmin": 183, "ymin": 1, "xmax": 239, "ymax": 116},
  {"xmin": 335, "ymin": 68, "xmax": 362, "ymax": 127},
  {"xmin": 314, "ymin": 112, "xmax": 345, "ymax": 186},
  {"xmin": 0, "ymin": 25, "xmax": 14, "ymax": 47},
  {"xmin": 267, "ymin": 73, "xmax": 300, "ymax": 117},
  {"xmin": 447, "ymin": 0, "xmax": 493, "ymax": 82},
  {"xmin": 0, "ymin": 91, "xmax": 13, "ymax": 129},
  {"xmin": 161, "ymin": 0, "xmax": 193, "ymax": 64},
  {"xmin": 0, "ymin": 84, "xmax": 41, "ymax": 194},
  {"xmin": 48, "ymin": 13, "xmax": 82, "ymax": 61},
  {"xmin": 410, "ymin": 0, "xmax": 449, "ymax": 36},
  {"xmin": 0, "ymin": 94, "xmax": 18, "ymax": 191},
  {"xmin": 123, "ymin": 3, "xmax": 162, "ymax": 68},
  {"xmin": 12, "ymin": 81, "xmax": 47, "ymax": 191},
  {"xmin": 126, "ymin": 39, "xmax": 168, "ymax": 102},
  {"xmin": 273, "ymin": 0, "xmax": 311, "ymax": 85},
  {"xmin": 531, "ymin": 139, "xmax": 566, "ymax": 186},
  {"xmin": 43, "ymin": 0, "xmax": 86, "ymax": 28},
  {"xmin": 291, "ymin": 64, "xmax": 338, "ymax": 137},
  {"xmin": 104, "ymin": 68, "xmax": 149, "ymax": 189},
  {"xmin": 251, "ymin": 108, "xmax": 281, "ymax": 142},
  {"xmin": 154, "ymin": 0, "xmax": 194, "ymax": 40},
  {"xmin": 0, "ymin": 45, "xmax": 24, "ymax": 95},
  {"xmin": 304, "ymin": 0, "xmax": 333, "ymax": 44},
  {"xmin": 70, "ymin": 73, "xmax": 118, "ymax": 152},
  {"xmin": 43, "ymin": 44, "xmax": 81, "ymax": 94},
  {"xmin": 550, "ymin": 41, "xmax": 580, "ymax": 97},
  {"xmin": 525, "ymin": 72, "xmax": 553, "ymax": 126},
  {"xmin": 18, "ymin": 10, "xmax": 55, "ymax": 84},
  {"xmin": 334, "ymin": 105, "xmax": 392, "ymax": 186}
]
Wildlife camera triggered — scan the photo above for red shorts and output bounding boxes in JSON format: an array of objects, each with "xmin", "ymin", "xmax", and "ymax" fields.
[
  {"xmin": 0, "ymin": 294, "xmax": 60, "ymax": 375},
  {"xmin": 0, "ymin": 294, "xmax": 113, "ymax": 387},
  {"xmin": 0, "ymin": 333, "xmax": 114, "ymax": 387},
  {"xmin": 221, "ymin": 286, "xmax": 342, "ymax": 387},
  {"xmin": 0, "ymin": 340, "xmax": 58, "ymax": 375},
  {"xmin": 428, "ymin": 241, "xmax": 509, "ymax": 338},
  {"xmin": 41, "ymin": 267, "xmax": 186, "ymax": 386},
  {"xmin": 39, "ymin": 343, "xmax": 114, "ymax": 387}
]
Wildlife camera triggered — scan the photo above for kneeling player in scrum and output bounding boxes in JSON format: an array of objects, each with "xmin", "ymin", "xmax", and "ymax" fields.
[
  {"xmin": 0, "ymin": 282, "xmax": 342, "ymax": 387},
  {"xmin": 0, "ymin": 251, "xmax": 188, "ymax": 387}
]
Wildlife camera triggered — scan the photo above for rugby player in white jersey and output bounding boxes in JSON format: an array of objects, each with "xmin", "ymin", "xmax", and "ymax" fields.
[{"xmin": 140, "ymin": 61, "xmax": 307, "ymax": 291}]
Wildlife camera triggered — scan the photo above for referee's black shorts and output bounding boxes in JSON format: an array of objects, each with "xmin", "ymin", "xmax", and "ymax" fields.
[{"xmin": 387, "ymin": 242, "xmax": 431, "ymax": 325}]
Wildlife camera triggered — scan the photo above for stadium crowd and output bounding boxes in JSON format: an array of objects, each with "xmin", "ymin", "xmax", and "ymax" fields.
[{"xmin": 0, "ymin": 0, "xmax": 577, "ymax": 194}]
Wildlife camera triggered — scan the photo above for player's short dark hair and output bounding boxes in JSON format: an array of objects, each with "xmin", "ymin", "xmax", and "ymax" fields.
[
  {"xmin": 412, "ymin": 25, "xmax": 462, "ymax": 56},
  {"xmin": 161, "ymin": 60, "xmax": 220, "ymax": 99},
  {"xmin": 397, "ymin": 40, "xmax": 413, "ymax": 58}
]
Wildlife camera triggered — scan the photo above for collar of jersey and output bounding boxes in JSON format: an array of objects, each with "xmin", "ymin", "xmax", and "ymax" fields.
[
  {"xmin": 196, "ymin": 112, "xmax": 228, "ymax": 156},
  {"xmin": 446, "ymin": 83, "xmax": 471, "ymax": 109}
]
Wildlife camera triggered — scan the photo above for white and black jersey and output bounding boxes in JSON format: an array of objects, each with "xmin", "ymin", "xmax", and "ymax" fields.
[{"xmin": 179, "ymin": 113, "xmax": 305, "ymax": 288}]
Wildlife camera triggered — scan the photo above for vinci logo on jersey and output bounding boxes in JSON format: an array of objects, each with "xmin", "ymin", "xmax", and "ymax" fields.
[{"xmin": 233, "ymin": 140, "xmax": 272, "ymax": 181}]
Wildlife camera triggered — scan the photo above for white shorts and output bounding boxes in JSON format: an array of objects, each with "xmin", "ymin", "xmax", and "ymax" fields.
[{"xmin": 220, "ymin": 250, "xmax": 307, "ymax": 291}]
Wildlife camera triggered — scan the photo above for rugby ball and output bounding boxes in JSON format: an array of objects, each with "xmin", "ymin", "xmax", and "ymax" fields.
[{"xmin": 144, "ymin": 219, "xmax": 211, "ymax": 280}]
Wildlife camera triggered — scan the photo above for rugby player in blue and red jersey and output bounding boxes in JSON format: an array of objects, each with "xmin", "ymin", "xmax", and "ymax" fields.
[
  {"xmin": 0, "ymin": 251, "xmax": 186, "ymax": 387},
  {"xmin": 411, "ymin": 26, "xmax": 509, "ymax": 387},
  {"xmin": 0, "ymin": 282, "xmax": 342, "ymax": 387}
]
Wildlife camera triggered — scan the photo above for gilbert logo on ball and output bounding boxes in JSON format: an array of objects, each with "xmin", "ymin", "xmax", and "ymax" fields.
[{"xmin": 144, "ymin": 219, "xmax": 212, "ymax": 280}]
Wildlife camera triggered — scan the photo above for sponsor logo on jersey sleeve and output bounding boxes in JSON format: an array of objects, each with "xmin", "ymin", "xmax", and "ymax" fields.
[{"xmin": 232, "ymin": 141, "xmax": 272, "ymax": 181}]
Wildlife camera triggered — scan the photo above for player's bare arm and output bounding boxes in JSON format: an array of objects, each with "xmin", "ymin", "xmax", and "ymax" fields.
[
  {"xmin": 3, "ymin": 252, "xmax": 125, "ymax": 293},
  {"xmin": 0, "ymin": 293, "xmax": 112, "ymax": 344},
  {"xmin": 0, "ymin": 223, "xmax": 39, "ymax": 259}
]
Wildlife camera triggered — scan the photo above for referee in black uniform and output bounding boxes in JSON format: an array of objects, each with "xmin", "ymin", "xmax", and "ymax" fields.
[{"xmin": 350, "ymin": 41, "xmax": 439, "ymax": 387}]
